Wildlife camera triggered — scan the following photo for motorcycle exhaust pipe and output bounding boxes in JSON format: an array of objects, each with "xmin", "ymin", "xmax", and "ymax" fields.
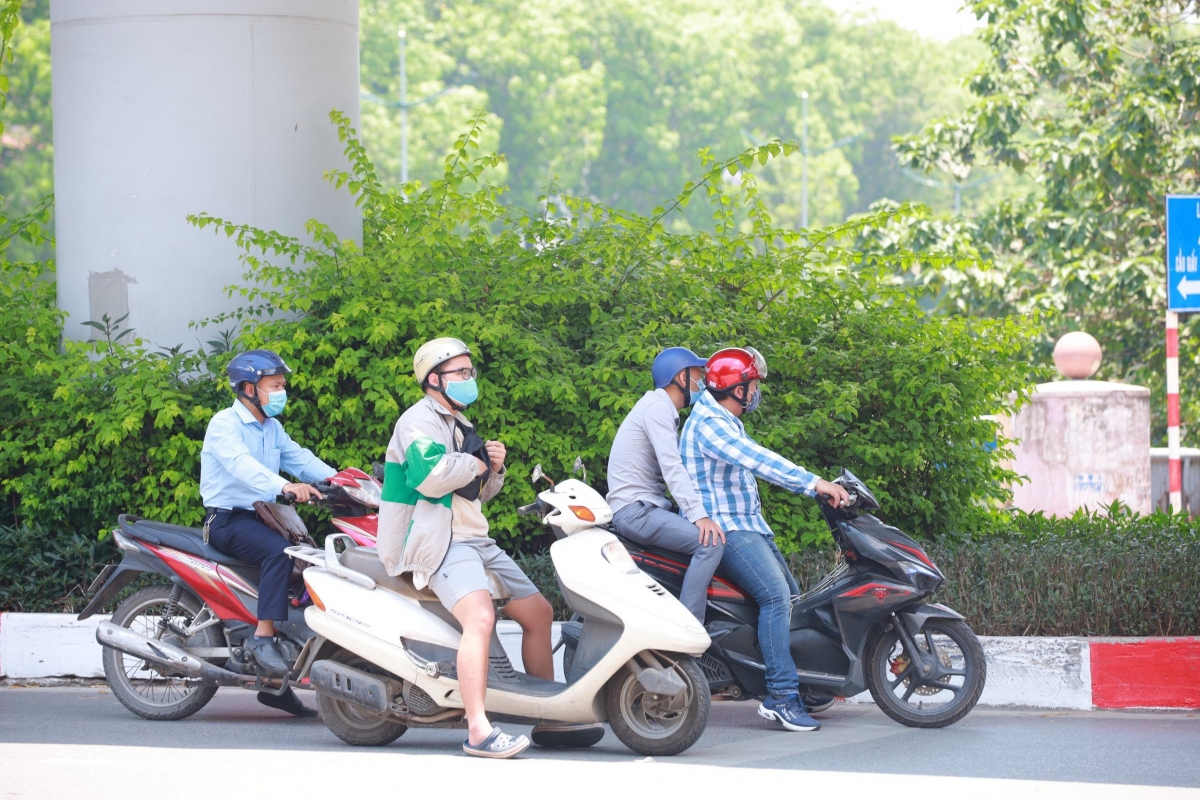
[
  {"xmin": 96, "ymin": 623, "xmax": 249, "ymax": 685},
  {"xmin": 310, "ymin": 659, "xmax": 398, "ymax": 715}
]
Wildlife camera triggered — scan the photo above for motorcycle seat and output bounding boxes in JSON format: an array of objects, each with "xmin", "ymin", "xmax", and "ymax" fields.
[
  {"xmin": 338, "ymin": 546, "xmax": 441, "ymax": 603},
  {"xmin": 117, "ymin": 514, "xmax": 258, "ymax": 569}
]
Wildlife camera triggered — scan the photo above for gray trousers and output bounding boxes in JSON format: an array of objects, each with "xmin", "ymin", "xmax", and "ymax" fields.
[{"xmin": 611, "ymin": 501, "xmax": 725, "ymax": 622}]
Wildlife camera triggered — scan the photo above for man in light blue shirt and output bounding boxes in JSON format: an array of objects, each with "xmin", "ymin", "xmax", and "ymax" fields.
[
  {"xmin": 200, "ymin": 349, "xmax": 335, "ymax": 709},
  {"xmin": 680, "ymin": 346, "xmax": 848, "ymax": 733}
]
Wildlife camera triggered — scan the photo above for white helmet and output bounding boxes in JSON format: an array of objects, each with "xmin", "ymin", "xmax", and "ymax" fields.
[{"xmin": 413, "ymin": 337, "xmax": 471, "ymax": 385}]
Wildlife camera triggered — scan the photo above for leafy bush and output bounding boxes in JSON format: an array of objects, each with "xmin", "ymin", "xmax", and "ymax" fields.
[
  {"xmin": 0, "ymin": 524, "xmax": 115, "ymax": 612},
  {"xmin": 2, "ymin": 113, "xmax": 1037, "ymax": 614},
  {"xmin": 186, "ymin": 111, "xmax": 1038, "ymax": 550},
  {"xmin": 0, "ymin": 254, "xmax": 226, "ymax": 536}
]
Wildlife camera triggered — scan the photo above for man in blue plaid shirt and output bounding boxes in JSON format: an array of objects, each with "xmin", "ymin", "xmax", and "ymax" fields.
[{"xmin": 680, "ymin": 347, "xmax": 849, "ymax": 732}]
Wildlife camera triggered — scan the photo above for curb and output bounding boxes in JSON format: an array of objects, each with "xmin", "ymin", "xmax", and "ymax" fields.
[{"xmin": 2, "ymin": 612, "xmax": 1197, "ymax": 709}]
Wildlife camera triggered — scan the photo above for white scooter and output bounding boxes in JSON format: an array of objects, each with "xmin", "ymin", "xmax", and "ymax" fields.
[{"xmin": 286, "ymin": 464, "xmax": 713, "ymax": 756}]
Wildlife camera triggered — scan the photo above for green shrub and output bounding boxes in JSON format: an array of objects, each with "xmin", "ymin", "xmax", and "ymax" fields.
[
  {"xmin": 0, "ymin": 524, "xmax": 115, "ymax": 612},
  {"xmin": 2, "ymin": 114, "xmax": 1038, "ymax": 612},
  {"xmin": 186, "ymin": 111, "xmax": 1038, "ymax": 550}
]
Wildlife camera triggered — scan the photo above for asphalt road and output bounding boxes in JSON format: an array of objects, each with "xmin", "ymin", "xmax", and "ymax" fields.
[{"xmin": 1, "ymin": 686, "xmax": 1198, "ymax": 799}]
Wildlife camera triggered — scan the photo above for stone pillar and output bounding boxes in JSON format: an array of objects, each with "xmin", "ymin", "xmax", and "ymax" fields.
[
  {"xmin": 51, "ymin": 0, "xmax": 362, "ymax": 348},
  {"xmin": 1010, "ymin": 332, "xmax": 1152, "ymax": 516}
]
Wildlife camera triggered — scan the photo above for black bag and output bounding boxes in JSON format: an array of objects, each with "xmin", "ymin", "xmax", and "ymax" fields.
[{"xmin": 454, "ymin": 420, "xmax": 492, "ymax": 501}]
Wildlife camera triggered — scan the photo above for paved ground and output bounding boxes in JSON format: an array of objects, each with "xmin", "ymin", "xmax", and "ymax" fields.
[{"xmin": 1, "ymin": 687, "xmax": 1198, "ymax": 798}]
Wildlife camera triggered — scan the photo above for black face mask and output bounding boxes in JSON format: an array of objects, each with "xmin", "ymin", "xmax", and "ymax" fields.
[{"xmin": 453, "ymin": 420, "xmax": 491, "ymax": 501}]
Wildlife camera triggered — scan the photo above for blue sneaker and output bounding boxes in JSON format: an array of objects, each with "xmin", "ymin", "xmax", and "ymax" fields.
[{"xmin": 758, "ymin": 693, "xmax": 821, "ymax": 731}]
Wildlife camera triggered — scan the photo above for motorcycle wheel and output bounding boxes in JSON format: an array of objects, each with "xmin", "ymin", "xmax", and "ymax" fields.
[
  {"xmin": 864, "ymin": 617, "xmax": 986, "ymax": 728},
  {"xmin": 315, "ymin": 649, "xmax": 407, "ymax": 747},
  {"xmin": 603, "ymin": 654, "xmax": 710, "ymax": 756},
  {"xmin": 102, "ymin": 584, "xmax": 222, "ymax": 721}
]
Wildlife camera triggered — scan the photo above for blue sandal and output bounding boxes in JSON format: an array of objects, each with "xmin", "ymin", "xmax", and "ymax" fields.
[{"xmin": 462, "ymin": 727, "xmax": 530, "ymax": 759}]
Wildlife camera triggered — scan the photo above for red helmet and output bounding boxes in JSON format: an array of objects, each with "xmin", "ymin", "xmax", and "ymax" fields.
[{"xmin": 705, "ymin": 347, "xmax": 768, "ymax": 391}]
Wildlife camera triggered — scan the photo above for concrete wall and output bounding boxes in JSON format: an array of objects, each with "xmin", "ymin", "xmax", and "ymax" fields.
[
  {"xmin": 51, "ymin": 0, "xmax": 362, "ymax": 349},
  {"xmin": 1011, "ymin": 381, "xmax": 1152, "ymax": 516}
]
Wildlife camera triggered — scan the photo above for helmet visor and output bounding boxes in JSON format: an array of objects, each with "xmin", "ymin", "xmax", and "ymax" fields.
[{"xmin": 745, "ymin": 346, "xmax": 768, "ymax": 380}]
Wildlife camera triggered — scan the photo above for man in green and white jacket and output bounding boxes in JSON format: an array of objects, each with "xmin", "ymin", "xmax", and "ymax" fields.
[{"xmin": 376, "ymin": 337, "xmax": 555, "ymax": 759}]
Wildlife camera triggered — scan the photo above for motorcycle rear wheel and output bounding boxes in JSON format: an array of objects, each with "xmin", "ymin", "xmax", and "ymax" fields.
[
  {"xmin": 315, "ymin": 649, "xmax": 408, "ymax": 747},
  {"xmin": 864, "ymin": 617, "xmax": 986, "ymax": 728},
  {"xmin": 603, "ymin": 655, "xmax": 710, "ymax": 756},
  {"xmin": 102, "ymin": 585, "xmax": 222, "ymax": 721}
]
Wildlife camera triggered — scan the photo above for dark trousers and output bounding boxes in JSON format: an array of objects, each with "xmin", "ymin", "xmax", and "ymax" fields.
[{"xmin": 206, "ymin": 509, "xmax": 291, "ymax": 623}]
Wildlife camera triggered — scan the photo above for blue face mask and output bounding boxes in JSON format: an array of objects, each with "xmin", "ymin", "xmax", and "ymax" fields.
[
  {"xmin": 444, "ymin": 377, "xmax": 479, "ymax": 407},
  {"xmin": 744, "ymin": 387, "xmax": 761, "ymax": 414},
  {"xmin": 260, "ymin": 389, "xmax": 287, "ymax": 417}
]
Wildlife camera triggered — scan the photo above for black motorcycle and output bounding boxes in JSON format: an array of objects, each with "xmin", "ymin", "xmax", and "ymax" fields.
[{"xmin": 568, "ymin": 470, "xmax": 986, "ymax": 728}]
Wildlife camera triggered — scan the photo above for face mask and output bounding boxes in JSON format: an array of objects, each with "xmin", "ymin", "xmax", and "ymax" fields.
[
  {"xmin": 444, "ymin": 377, "xmax": 479, "ymax": 407},
  {"xmin": 744, "ymin": 387, "xmax": 762, "ymax": 414},
  {"xmin": 259, "ymin": 389, "xmax": 287, "ymax": 417}
]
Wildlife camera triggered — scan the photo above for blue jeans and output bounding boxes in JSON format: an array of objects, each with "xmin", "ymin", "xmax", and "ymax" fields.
[{"xmin": 719, "ymin": 530, "xmax": 800, "ymax": 696}]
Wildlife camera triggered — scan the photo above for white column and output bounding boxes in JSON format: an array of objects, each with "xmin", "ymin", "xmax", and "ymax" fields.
[{"xmin": 51, "ymin": 0, "xmax": 362, "ymax": 348}]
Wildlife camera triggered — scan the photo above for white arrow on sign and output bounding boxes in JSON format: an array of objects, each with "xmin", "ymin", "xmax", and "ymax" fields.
[{"xmin": 1179, "ymin": 276, "xmax": 1200, "ymax": 297}]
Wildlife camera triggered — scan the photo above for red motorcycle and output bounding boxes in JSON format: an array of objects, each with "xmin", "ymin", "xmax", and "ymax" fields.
[{"xmin": 79, "ymin": 467, "xmax": 383, "ymax": 720}]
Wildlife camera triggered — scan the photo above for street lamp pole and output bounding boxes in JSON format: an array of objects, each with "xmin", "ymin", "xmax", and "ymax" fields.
[
  {"xmin": 800, "ymin": 91, "xmax": 809, "ymax": 230},
  {"xmin": 399, "ymin": 28, "xmax": 409, "ymax": 185}
]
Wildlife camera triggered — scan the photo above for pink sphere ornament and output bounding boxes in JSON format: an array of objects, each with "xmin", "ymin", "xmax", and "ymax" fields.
[{"xmin": 1053, "ymin": 331, "xmax": 1102, "ymax": 379}]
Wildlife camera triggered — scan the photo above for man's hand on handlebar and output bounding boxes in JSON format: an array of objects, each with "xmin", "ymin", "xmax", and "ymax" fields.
[
  {"xmin": 814, "ymin": 479, "xmax": 851, "ymax": 509},
  {"xmin": 696, "ymin": 517, "xmax": 726, "ymax": 547},
  {"xmin": 282, "ymin": 482, "xmax": 323, "ymax": 504}
]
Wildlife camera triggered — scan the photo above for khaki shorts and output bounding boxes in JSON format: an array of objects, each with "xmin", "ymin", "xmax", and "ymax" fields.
[{"xmin": 428, "ymin": 537, "xmax": 539, "ymax": 613}]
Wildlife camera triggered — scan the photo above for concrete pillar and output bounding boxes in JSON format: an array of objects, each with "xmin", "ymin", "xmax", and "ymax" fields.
[
  {"xmin": 1011, "ymin": 381, "xmax": 1152, "ymax": 516},
  {"xmin": 51, "ymin": 0, "xmax": 361, "ymax": 348}
]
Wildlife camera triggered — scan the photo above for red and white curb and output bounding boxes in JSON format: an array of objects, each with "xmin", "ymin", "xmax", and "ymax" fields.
[{"xmin": 3, "ymin": 612, "xmax": 1197, "ymax": 709}]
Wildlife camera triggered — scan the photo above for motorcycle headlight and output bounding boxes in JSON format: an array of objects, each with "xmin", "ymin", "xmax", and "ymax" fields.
[
  {"xmin": 601, "ymin": 541, "xmax": 641, "ymax": 575},
  {"xmin": 343, "ymin": 478, "xmax": 382, "ymax": 508}
]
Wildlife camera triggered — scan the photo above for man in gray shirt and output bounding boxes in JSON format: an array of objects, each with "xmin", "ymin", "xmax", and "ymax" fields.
[{"xmin": 607, "ymin": 347, "xmax": 725, "ymax": 622}]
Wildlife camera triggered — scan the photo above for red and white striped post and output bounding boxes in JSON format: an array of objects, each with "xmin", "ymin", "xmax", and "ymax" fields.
[{"xmin": 1167, "ymin": 310, "xmax": 1182, "ymax": 512}]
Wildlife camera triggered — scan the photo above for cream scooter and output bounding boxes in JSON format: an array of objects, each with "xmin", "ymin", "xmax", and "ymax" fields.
[{"xmin": 287, "ymin": 465, "xmax": 712, "ymax": 756}]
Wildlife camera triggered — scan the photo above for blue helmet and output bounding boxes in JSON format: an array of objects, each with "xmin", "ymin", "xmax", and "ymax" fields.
[
  {"xmin": 651, "ymin": 347, "xmax": 707, "ymax": 389},
  {"xmin": 225, "ymin": 349, "xmax": 292, "ymax": 392}
]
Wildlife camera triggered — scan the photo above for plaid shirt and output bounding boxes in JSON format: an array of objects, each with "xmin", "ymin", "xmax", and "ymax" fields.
[{"xmin": 679, "ymin": 390, "xmax": 820, "ymax": 537}]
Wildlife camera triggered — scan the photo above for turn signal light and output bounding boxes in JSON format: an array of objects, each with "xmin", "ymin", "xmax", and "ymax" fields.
[
  {"xmin": 569, "ymin": 505, "xmax": 596, "ymax": 522},
  {"xmin": 304, "ymin": 578, "xmax": 326, "ymax": 611}
]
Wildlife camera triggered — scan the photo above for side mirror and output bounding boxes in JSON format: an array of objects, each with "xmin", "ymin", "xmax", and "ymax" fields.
[
  {"xmin": 531, "ymin": 463, "xmax": 554, "ymax": 488},
  {"xmin": 572, "ymin": 456, "xmax": 587, "ymax": 484}
]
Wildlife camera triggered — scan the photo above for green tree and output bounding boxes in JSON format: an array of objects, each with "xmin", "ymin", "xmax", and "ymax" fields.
[{"xmin": 890, "ymin": 0, "xmax": 1200, "ymax": 438}]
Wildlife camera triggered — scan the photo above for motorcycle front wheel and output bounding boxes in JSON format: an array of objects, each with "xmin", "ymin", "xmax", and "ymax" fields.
[
  {"xmin": 603, "ymin": 654, "xmax": 710, "ymax": 756},
  {"xmin": 102, "ymin": 585, "xmax": 223, "ymax": 721},
  {"xmin": 864, "ymin": 617, "xmax": 986, "ymax": 728}
]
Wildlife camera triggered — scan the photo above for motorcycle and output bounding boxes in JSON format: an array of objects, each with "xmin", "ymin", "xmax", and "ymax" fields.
[
  {"xmin": 78, "ymin": 467, "xmax": 384, "ymax": 720},
  {"xmin": 287, "ymin": 464, "xmax": 713, "ymax": 756},
  {"xmin": 598, "ymin": 469, "xmax": 987, "ymax": 728}
]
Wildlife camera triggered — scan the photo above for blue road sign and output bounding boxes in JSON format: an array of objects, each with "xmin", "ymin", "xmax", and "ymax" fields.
[{"xmin": 1167, "ymin": 195, "xmax": 1200, "ymax": 313}]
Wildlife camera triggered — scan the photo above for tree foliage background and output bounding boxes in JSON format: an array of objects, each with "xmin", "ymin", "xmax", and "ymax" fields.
[{"xmin": 865, "ymin": 0, "xmax": 1200, "ymax": 442}]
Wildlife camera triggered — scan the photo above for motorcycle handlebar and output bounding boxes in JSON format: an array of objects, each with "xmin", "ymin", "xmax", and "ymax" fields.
[{"xmin": 517, "ymin": 502, "xmax": 542, "ymax": 516}]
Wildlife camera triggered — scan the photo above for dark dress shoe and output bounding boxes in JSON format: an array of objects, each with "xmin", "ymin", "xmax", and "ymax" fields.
[
  {"xmin": 258, "ymin": 688, "xmax": 317, "ymax": 717},
  {"xmin": 245, "ymin": 636, "xmax": 290, "ymax": 676}
]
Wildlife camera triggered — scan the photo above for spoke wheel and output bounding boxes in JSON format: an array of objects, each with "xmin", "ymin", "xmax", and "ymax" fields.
[
  {"xmin": 603, "ymin": 655, "xmax": 709, "ymax": 756},
  {"xmin": 101, "ymin": 585, "xmax": 223, "ymax": 721},
  {"xmin": 865, "ymin": 618, "xmax": 986, "ymax": 729}
]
